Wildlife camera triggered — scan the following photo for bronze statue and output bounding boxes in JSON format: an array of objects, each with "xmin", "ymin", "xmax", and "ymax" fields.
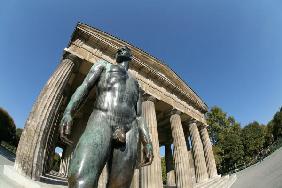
[{"xmin": 60, "ymin": 46, "xmax": 154, "ymax": 188}]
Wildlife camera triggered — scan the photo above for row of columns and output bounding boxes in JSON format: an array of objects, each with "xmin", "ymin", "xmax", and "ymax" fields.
[
  {"xmin": 131, "ymin": 96, "xmax": 218, "ymax": 188},
  {"xmin": 15, "ymin": 52, "xmax": 217, "ymax": 186}
]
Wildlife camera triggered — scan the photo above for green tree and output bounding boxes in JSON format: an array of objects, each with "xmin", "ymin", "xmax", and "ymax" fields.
[
  {"xmin": 206, "ymin": 106, "xmax": 230, "ymax": 145},
  {"xmin": 264, "ymin": 121, "xmax": 274, "ymax": 147},
  {"xmin": 52, "ymin": 153, "xmax": 61, "ymax": 172},
  {"xmin": 161, "ymin": 157, "xmax": 167, "ymax": 184},
  {"xmin": 212, "ymin": 145, "xmax": 223, "ymax": 171},
  {"xmin": 218, "ymin": 125, "xmax": 244, "ymax": 173},
  {"xmin": 207, "ymin": 106, "xmax": 244, "ymax": 173},
  {"xmin": 272, "ymin": 107, "xmax": 282, "ymax": 141},
  {"xmin": 0, "ymin": 107, "xmax": 16, "ymax": 144},
  {"xmin": 242, "ymin": 122, "xmax": 266, "ymax": 161}
]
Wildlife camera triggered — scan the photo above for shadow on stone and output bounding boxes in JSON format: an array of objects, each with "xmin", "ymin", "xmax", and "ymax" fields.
[
  {"xmin": 0, "ymin": 146, "xmax": 15, "ymax": 162},
  {"xmin": 40, "ymin": 173, "xmax": 68, "ymax": 186}
]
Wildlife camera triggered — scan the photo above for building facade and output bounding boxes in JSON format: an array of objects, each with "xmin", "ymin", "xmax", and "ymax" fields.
[{"xmin": 15, "ymin": 23, "xmax": 225, "ymax": 188}]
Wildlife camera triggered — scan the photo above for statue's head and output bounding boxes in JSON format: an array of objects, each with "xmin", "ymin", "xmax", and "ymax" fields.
[{"xmin": 115, "ymin": 46, "xmax": 132, "ymax": 63}]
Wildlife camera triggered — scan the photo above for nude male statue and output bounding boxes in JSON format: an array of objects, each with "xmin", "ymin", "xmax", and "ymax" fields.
[{"xmin": 59, "ymin": 46, "xmax": 154, "ymax": 188}]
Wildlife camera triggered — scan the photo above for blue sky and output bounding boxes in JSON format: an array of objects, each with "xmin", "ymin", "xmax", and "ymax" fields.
[{"xmin": 0, "ymin": 0, "xmax": 282, "ymax": 129}]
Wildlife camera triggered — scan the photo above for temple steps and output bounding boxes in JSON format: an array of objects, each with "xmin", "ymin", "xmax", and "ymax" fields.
[
  {"xmin": 195, "ymin": 174, "xmax": 237, "ymax": 188},
  {"xmin": 195, "ymin": 176, "xmax": 221, "ymax": 188}
]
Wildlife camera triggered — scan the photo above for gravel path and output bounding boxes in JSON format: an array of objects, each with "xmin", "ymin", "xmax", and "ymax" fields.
[{"xmin": 232, "ymin": 147, "xmax": 282, "ymax": 188}]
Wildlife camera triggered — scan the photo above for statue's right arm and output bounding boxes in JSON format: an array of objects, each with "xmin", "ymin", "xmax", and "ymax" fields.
[
  {"xmin": 60, "ymin": 61, "xmax": 105, "ymax": 144},
  {"xmin": 63, "ymin": 61, "xmax": 105, "ymax": 116}
]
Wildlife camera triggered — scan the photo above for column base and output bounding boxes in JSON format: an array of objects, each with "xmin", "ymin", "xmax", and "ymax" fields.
[{"xmin": 196, "ymin": 177, "xmax": 209, "ymax": 184}]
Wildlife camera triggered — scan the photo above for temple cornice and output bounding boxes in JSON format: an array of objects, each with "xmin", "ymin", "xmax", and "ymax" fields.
[{"xmin": 67, "ymin": 23, "xmax": 208, "ymax": 114}]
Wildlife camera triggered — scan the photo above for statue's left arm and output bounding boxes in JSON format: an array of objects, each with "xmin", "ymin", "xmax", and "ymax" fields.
[{"xmin": 136, "ymin": 87, "xmax": 154, "ymax": 167}]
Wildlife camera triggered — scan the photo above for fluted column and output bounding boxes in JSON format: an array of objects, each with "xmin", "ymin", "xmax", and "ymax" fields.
[
  {"xmin": 130, "ymin": 169, "xmax": 140, "ymax": 188},
  {"xmin": 15, "ymin": 53, "xmax": 80, "ymax": 180},
  {"xmin": 165, "ymin": 144, "xmax": 176, "ymax": 186},
  {"xmin": 186, "ymin": 136, "xmax": 196, "ymax": 184},
  {"xmin": 98, "ymin": 164, "xmax": 108, "ymax": 188},
  {"xmin": 170, "ymin": 111, "xmax": 193, "ymax": 188},
  {"xmin": 189, "ymin": 121, "xmax": 209, "ymax": 183},
  {"xmin": 59, "ymin": 156, "xmax": 67, "ymax": 177},
  {"xmin": 140, "ymin": 96, "xmax": 163, "ymax": 188},
  {"xmin": 200, "ymin": 126, "xmax": 218, "ymax": 178}
]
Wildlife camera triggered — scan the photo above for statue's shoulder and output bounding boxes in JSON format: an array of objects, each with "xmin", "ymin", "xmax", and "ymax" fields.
[
  {"xmin": 94, "ymin": 59, "xmax": 110, "ymax": 67},
  {"xmin": 90, "ymin": 60, "xmax": 111, "ymax": 72},
  {"xmin": 128, "ymin": 72, "xmax": 140, "ymax": 87}
]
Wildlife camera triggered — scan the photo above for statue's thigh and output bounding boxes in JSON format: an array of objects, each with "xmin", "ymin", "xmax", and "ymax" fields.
[
  {"xmin": 107, "ymin": 127, "xmax": 139, "ymax": 188},
  {"xmin": 68, "ymin": 119, "xmax": 112, "ymax": 188}
]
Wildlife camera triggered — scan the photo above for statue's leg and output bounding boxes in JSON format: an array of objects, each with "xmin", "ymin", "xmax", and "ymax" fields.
[
  {"xmin": 107, "ymin": 123, "xmax": 139, "ymax": 188},
  {"xmin": 68, "ymin": 113, "xmax": 112, "ymax": 188}
]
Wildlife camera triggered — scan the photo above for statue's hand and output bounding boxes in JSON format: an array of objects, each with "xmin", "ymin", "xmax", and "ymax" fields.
[
  {"xmin": 140, "ymin": 143, "xmax": 154, "ymax": 167},
  {"xmin": 60, "ymin": 113, "xmax": 73, "ymax": 145}
]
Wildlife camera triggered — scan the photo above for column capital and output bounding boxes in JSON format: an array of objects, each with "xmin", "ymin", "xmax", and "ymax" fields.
[
  {"xmin": 63, "ymin": 52, "xmax": 82, "ymax": 73},
  {"xmin": 187, "ymin": 119, "xmax": 207, "ymax": 129},
  {"xmin": 142, "ymin": 93, "xmax": 157, "ymax": 103},
  {"xmin": 169, "ymin": 109, "xmax": 182, "ymax": 116},
  {"xmin": 182, "ymin": 120, "xmax": 195, "ymax": 129},
  {"xmin": 63, "ymin": 52, "xmax": 82, "ymax": 63},
  {"xmin": 186, "ymin": 119, "xmax": 198, "ymax": 126},
  {"xmin": 197, "ymin": 123, "xmax": 207, "ymax": 130}
]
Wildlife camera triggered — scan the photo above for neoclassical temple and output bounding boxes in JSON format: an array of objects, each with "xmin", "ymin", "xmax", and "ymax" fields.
[{"xmin": 14, "ymin": 23, "xmax": 236, "ymax": 188}]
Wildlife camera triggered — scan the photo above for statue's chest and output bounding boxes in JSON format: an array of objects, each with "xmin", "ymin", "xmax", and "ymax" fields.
[{"xmin": 105, "ymin": 64, "xmax": 128, "ymax": 87}]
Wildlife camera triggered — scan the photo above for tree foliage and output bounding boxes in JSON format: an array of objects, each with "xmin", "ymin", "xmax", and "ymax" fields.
[
  {"xmin": 206, "ymin": 107, "xmax": 229, "ymax": 145},
  {"xmin": 161, "ymin": 157, "xmax": 167, "ymax": 184},
  {"xmin": 264, "ymin": 121, "xmax": 274, "ymax": 147},
  {"xmin": 242, "ymin": 122, "xmax": 266, "ymax": 162},
  {"xmin": 0, "ymin": 107, "xmax": 16, "ymax": 144},
  {"xmin": 206, "ymin": 106, "xmax": 244, "ymax": 173},
  {"xmin": 52, "ymin": 153, "xmax": 61, "ymax": 172},
  {"xmin": 206, "ymin": 106, "xmax": 282, "ymax": 173},
  {"xmin": 272, "ymin": 107, "xmax": 282, "ymax": 141},
  {"xmin": 218, "ymin": 125, "xmax": 244, "ymax": 172}
]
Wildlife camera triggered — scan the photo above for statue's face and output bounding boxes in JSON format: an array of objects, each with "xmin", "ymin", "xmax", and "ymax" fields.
[{"xmin": 116, "ymin": 46, "xmax": 132, "ymax": 63}]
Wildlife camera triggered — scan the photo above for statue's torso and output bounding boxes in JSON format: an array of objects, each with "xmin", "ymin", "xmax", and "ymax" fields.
[{"xmin": 94, "ymin": 63, "xmax": 139, "ymax": 121}]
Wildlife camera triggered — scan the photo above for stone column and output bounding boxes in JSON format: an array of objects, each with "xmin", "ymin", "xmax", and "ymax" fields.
[
  {"xmin": 165, "ymin": 144, "xmax": 175, "ymax": 186},
  {"xmin": 15, "ymin": 53, "xmax": 80, "ymax": 180},
  {"xmin": 59, "ymin": 159, "xmax": 67, "ymax": 177},
  {"xmin": 189, "ymin": 121, "xmax": 209, "ymax": 183},
  {"xmin": 170, "ymin": 111, "xmax": 193, "ymax": 188},
  {"xmin": 140, "ymin": 96, "xmax": 163, "ymax": 188},
  {"xmin": 130, "ymin": 169, "xmax": 140, "ymax": 188},
  {"xmin": 98, "ymin": 164, "xmax": 108, "ymax": 188},
  {"xmin": 199, "ymin": 126, "xmax": 218, "ymax": 178},
  {"xmin": 59, "ymin": 145, "xmax": 72, "ymax": 177},
  {"xmin": 187, "ymin": 150, "xmax": 196, "ymax": 184}
]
